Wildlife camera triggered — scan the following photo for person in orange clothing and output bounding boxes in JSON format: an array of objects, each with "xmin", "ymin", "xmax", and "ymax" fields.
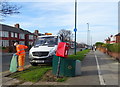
[{"xmin": 14, "ymin": 42, "xmax": 28, "ymax": 71}]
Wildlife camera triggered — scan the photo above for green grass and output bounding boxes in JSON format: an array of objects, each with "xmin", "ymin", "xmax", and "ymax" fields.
[
  {"xmin": 10, "ymin": 66, "xmax": 52, "ymax": 82},
  {"xmin": 9, "ymin": 66, "xmax": 67, "ymax": 82},
  {"xmin": 68, "ymin": 49, "xmax": 90, "ymax": 61},
  {"xmin": 56, "ymin": 77, "xmax": 67, "ymax": 82},
  {"xmin": 105, "ymin": 43, "xmax": 120, "ymax": 53}
]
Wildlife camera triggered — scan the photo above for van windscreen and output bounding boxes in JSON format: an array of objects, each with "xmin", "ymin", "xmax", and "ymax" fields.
[{"xmin": 34, "ymin": 36, "xmax": 58, "ymax": 47}]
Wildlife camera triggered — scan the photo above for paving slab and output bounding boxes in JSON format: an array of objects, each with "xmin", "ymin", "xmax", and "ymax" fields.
[
  {"xmin": 33, "ymin": 81, "xmax": 69, "ymax": 85},
  {"xmin": 2, "ymin": 78, "xmax": 20, "ymax": 85},
  {"xmin": 2, "ymin": 77, "xmax": 13, "ymax": 84},
  {"xmin": 20, "ymin": 82, "xmax": 34, "ymax": 85}
]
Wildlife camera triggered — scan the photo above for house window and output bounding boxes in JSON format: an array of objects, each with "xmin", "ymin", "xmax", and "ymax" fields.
[
  {"xmin": 0, "ymin": 40, "xmax": 2, "ymax": 46},
  {"xmin": 2, "ymin": 40, "xmax": 9, "ymax": 47},
  {"xmin": 15, "ymin": 33, "xmax": 18, "ymax": 38},
  {"xmin": 34, "ymin": 36, "xmax": 37, "ymax": 39},
  {"xmin": 19, "ymin": 41, "xmax": 25, "ymax": 45},
  {"xmin": 19, "ymin": 34, "xmax": 25, "ymax": 39},
  {"xmin": 2, "ymin": 31, "xmax": 8, "ymax": 37},
  {"xmin": 11, "ymin": 32, "xmax": 14, "ymax": 37},
  {"xmin": 29, "ymin": 35, "xmax": 33, "ymax": 40},
  {"xmin": 29, "ymin": 41, "xmax": 33, "ymax": 46},
  {"xmin": 0, "ymin": 31, "xmax": 2, "ymax": 37}
]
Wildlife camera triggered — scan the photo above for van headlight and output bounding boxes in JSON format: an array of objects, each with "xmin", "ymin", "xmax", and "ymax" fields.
[{"xmin": 29, "ymin": 53, "xmax": 33, "ymax": 59}]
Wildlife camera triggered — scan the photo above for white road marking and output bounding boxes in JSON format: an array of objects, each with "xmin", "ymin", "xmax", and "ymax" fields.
[{"xmin": 95, "ymin": 54, "xmax": 106, "ymax": 85}]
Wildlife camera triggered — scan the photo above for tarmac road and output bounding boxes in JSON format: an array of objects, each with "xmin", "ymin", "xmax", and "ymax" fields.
[{"xmin": 1, "ymin": 53, "xmax": 29, "ymax": 72}]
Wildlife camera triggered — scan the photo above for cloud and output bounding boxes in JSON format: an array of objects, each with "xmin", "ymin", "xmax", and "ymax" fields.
[
  {"xmin": 8, "ymin": 0, "xmax": 119, "ymax": 2},
  {"xmin": 1, "ymin": 1, "xmax": 118, "ymax": 44}
]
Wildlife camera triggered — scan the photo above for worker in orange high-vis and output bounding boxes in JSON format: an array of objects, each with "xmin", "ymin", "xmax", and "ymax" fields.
[{"xmin": 14, "ymin": 42, "xmax": 28, "ymax": 71}]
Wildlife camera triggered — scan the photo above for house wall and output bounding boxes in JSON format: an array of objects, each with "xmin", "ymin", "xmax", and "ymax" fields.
[
  {"xmin": 116, "ymin": 36, "xmax": 120, "ymax": 43},
  {"xmin": 1, "ymin": 25, "xmax": 36, "ymax": 53}
]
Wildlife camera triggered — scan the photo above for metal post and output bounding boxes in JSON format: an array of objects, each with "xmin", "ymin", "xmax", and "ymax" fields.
[
  {"xmin": 91, "ymin": 36, "xmax": 92, "ymax": 46},
  {"xmin": 87, "ymin": 23, "xmax": 89, "ymax": 46},
  {"xmin": 56, "ymin": 57, "xmax": 61, "ymax": 78},
  {"xmin": 74, "ymin": 0, "xmax": 77, "ymax": 55}
]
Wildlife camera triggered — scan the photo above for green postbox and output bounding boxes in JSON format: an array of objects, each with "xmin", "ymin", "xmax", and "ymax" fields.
[{"xmin": 52, "ymin": 55, "xmax": 76, "ymax": 77}]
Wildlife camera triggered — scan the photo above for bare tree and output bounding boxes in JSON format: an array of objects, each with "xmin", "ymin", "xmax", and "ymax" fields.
[
  {"xmin": 58, "ymin": 29, "xmax": 72, "ymax": 42},
  {"xmin": 0, "ymin": 1, "xmax": 21, "ymax": 20}
]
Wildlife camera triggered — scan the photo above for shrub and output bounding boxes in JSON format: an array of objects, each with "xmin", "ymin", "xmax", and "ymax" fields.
[
  {"xmin": 105, "ymin": 43, "xmax": 120, "ymax": 53},
  {"xmin": 95, "ymin": 42, "xmax": 104, "ymax": 47},
  {"xmin": 0, "ymin": 46, "xmax": 6, "ymax": 50},
  {"xmin": 68, "ymin": 49, "xmax": 90, "ymax": 61}
]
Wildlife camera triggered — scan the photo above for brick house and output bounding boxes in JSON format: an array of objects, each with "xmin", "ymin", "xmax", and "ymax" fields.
[
  {"xmin": 34, "ymin": 30, "xmax": 45, "ymax": 36},
  {"xmin": 110, "ymin": 35, "xmax": 116, "ymax": 44},
  {"xmin": 105, "ymin": 33, "xmax": 120, "ymax": 44},
  {"xmin": 115, "ymin": 33, "xmax": 120, "ymax": 43},
  {"xmin": 0, "ymin": 24, "xmax": 37, "ymax": 52},
  {"xmin": 105, "ymin": 37, "xmax": 110, "ymax": 44}
]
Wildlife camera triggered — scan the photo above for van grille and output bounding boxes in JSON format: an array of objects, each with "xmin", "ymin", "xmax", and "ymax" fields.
[{"xmin": 32, "ymin": 52, "xmax": 49, "ymax": 57}]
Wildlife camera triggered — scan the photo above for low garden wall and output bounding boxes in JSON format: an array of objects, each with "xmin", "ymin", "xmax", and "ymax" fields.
[
  {"xmin": 0, "ymin": 46, "xmax": 16, "ymax": 53},
  {"xmin": 107, "ymin": 51, "xmax": 120, "ymax": 59},
  {"xmin": 97, "ymin": 47, "xmax": 120, "ymax": 59},
  {"xmin": 0, "ymin": 47, "xmax": 9, "ymax": 53}
]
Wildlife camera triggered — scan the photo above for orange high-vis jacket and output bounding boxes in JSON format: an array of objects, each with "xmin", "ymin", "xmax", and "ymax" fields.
[{"xmin": 16, "ymin": 45, "xmax": 28, "ymax": 55}]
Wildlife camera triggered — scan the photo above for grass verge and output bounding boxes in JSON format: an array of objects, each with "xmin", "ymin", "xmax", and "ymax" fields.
[
  {"xmin": 9, "ymin": 66, "xmax": 67, "ymax": 82},
  {"xmin": 9, "ymin": 66, "xmax": 52, "ymax": 82},
  {"xmin": 68, "ymin": 49, "xmax": 90, "ymax": 61}
]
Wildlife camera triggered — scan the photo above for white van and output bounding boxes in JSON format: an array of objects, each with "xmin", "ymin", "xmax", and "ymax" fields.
[{"xmin": 29, "ymin": 35, "xmax": 61, "ymax": 66}]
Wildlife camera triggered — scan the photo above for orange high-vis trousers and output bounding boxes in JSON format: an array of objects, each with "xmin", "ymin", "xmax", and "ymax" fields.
[{"xmin": 18, "ymin": 55, "xmax": 25, "ymax": 71}]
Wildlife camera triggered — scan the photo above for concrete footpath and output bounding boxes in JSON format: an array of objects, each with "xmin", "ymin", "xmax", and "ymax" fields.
[
  {"xmin": 1, "ymin": 50, "xmax": 119, "ymax": 86},
  {"xmin": 94, "ymin": 50, "xmax": 119, "ymax": 85}
]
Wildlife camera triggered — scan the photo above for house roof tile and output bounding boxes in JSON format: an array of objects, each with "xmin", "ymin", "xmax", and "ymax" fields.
[
  {"xmin": 0, "ymin": 24, "xmax": 35, "ymax": 35},
  {"xmin": 115, "ymin": 33, "xmax": 120, "ymax": 36}
]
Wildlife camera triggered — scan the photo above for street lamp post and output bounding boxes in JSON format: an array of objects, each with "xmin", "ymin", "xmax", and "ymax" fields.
[
  {"xmin": 87, "ymin": 23, "xmax": 90, "ymax": 46},
  {"xmin": 91, "ymin": 36, "xmax": 92, "ymax": 46},
  {"xmin": 74, "ymin": 0, "xmax": 77, "ymax": 55}
]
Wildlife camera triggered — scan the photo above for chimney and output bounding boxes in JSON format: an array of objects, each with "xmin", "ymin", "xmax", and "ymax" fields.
[
  {"xmin": 34, "ymin": 30, "xmax": 39, "ymax": 34},
  {"xmin": 15, "ymin": 24, "xmax": 20, "ymax": 28}
]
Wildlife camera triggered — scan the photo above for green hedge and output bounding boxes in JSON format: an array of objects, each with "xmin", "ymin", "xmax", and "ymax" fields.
[
  {"xmin": 0, "ymin": 46, "xmax": 6, "ymax": 50},
  {"xmin": 68, "ymin": 49, "xmax": 90, "ymax": 61},
  {"xmin": 104, "ymin": 43, "xmax": 120, "ymax": 53},
  {"xmin": 95, "ymin": 42, "xmax": 104, "ymax": 47},
  {"xmin": 95, "ymin": 41, "xmax": 120, "ymax": 53}
]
